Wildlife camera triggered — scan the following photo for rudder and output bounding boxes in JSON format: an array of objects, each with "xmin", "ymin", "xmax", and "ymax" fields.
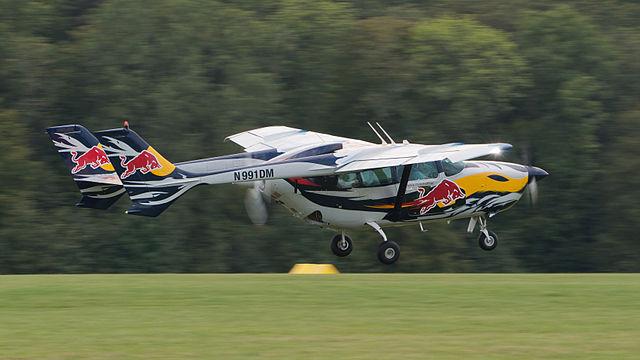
[
  {"xmin": 46, "ymin": 124, "xmax": 125, "ymax": 209},
  {"xmin": 95, "ymin": 126, "xmax": 199, "ymax": 217}
]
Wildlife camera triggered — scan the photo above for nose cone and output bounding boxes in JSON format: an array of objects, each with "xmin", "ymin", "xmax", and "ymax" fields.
[{"xmin": 527, "ymin": 166, "xmax": 549, "ymax": 183}]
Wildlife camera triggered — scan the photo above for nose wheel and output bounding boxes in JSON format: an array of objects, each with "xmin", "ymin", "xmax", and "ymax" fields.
[
  {"xmin": 469, "ymin": 216, "xmax": 499, "ymax": 251},
  {"xmin": 478, "ymin": 230, "xmax": 498, "ymax": 251}
]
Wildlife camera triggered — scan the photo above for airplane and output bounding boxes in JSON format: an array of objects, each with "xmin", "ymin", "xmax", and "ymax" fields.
[{"xmin": 46, "ymin": 122, "xmax": 548, "ymax": 264}]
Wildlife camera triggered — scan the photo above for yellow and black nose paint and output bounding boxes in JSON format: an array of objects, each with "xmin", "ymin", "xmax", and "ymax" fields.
[{"xmin": 454, "ymin": 172, "xmax": 527, "ymax": 197}]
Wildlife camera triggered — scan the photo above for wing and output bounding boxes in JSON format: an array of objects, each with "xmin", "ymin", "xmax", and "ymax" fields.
[
  {"xmin": 225, "ymin": 126, "xmax": 373, "ymax": 153},
  {"xmin": 223, "ymin": 126, "xmax": 510, "ymax": 180},
  {"xmin": 335, "ymin": 142, "xmax": 512, "ymax": 173}
]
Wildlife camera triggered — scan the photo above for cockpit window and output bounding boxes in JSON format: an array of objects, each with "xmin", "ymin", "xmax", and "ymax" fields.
[
  {"xmin": 408, "ymin": 162, "xmax": 439, "ymax": 180},
  {"xmin": 337, "ymin": 172, "xmax": 360, "ymax": 189},
  {"xmin": 442, "ymin": 158, "xmax": 465, "ymax": 176},
  {"xmin": 359, "ymin": 167, "xmax": 395, "ymax": 187},
  {"xmin": 318, "ymin": 167, "xmax": 400, "ymax": 190}
]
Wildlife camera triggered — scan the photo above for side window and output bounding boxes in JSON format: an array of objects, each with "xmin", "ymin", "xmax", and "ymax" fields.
[
  {"xmin": 334, "ymin": 167, "xmax": 400, "ymax": 189},
  {"xmin": 409, "ymin": 162, "xmax": 439, "ymax": 180},
  {"xmin": 441, "ymin": 159, "xmax": 465, "ymax": 176},
  {"xmin": 309, "ymin": 175, "xmax": 338, "ymax": 189},
  {"xmin": 359, "ymin": 167, "xmax": 395, "ymax": 187},
  {"xmin": 337, "ymin": 173, "xmax": 360, "ymax": 189}
]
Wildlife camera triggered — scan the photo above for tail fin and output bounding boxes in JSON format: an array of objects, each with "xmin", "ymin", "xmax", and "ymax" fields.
[
  {"xmin": 94, "ymin": 127, "xmax": 199, "ymax": 217},
  {"xmin": 46, "ymin": 125, "xmax": 125, "ymax": 209}
]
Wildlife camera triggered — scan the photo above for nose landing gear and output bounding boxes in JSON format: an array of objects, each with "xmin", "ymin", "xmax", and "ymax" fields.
[
  {"xmin": 468, "ymin": 215, "xmax": 499, "ymax": 251},
  {"xmin": 478, "ymin": 230, "xmax": 498, "ymax": 251}
]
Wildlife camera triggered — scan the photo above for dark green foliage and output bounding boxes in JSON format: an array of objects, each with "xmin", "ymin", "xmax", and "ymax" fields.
[{"xmin": 0, "ymin": 0, "xmax": 639, "ymax": 273}]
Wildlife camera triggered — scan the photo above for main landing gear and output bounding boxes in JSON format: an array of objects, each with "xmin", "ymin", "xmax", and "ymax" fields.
[
  {"xmin": 468, "ymin": 215, "xmax": 499, "ymax": 251},
  {"xmin": 377, "ymin": 240, "xmax": 400, "ymax": 264},
  {"xmin": 330, "ymin": 231, "xmax": 353, "ymax": 257},
  {"xmin": 367, "ymin": 221, "xmax": 400, "ymax": 264},
  {"xmin": 330, "ymin": 222, "xmax": 400, "ymax": 265}
]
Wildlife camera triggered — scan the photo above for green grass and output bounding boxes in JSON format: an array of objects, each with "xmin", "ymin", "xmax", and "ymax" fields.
[{"xmin": 1, "ymin": 274, "xmax": 639, "ymax": 359}]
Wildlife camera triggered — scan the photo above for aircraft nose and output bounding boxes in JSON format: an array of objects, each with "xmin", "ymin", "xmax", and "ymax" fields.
[{"xmin": 526, "ymin": 166, "xmax": 549, "ymax": 183}]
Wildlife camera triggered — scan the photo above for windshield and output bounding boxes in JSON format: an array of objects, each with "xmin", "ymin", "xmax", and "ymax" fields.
[{"xmin": 441, "ymin": 158, "xmax": 465, "ymax": 176}]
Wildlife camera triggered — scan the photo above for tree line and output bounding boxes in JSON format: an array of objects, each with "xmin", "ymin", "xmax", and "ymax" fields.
[{"xmin": 1, "ymin": 0, "xmax": 639, "ymax": 273}]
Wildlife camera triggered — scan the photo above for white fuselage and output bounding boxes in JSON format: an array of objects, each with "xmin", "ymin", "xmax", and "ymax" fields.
[{"xmin": 259, "ymin": 160, "xmax": 529, "ymax": 230}]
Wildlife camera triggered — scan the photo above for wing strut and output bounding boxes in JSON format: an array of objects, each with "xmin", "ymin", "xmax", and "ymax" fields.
[{"xmin": 385, "ymin": 164, "xmax": 412, "ymax": 222}]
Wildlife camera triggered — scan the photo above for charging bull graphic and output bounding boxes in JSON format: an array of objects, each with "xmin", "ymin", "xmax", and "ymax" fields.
[
  {"xmin": 412, "ymin": 180, "xmax": 465, "ymax": 215},
  {"xmin": 119, "ymin": 150, "xmax": 162, "ymax": 179},
  {"xmin": 70, "ymin": 146, "xmax": 111, "ymax": 174}
]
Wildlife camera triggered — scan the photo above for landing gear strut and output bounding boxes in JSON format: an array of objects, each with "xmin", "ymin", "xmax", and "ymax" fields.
[
  {"xmin": 330, "ymin": 231, "xmax": 353, "ymax": 257},
  {"xmin": 367, "ymin": 221, "xmax": 400, "ymax": 265},
  {"xmin": 469, "ymin": 216, "xmax": 499, "ymax": 251}
]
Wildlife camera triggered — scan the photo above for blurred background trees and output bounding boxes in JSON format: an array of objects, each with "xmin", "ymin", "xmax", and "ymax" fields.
[{"xmin": 1, "ymin": 0, "xmax": 638, "ymax": 273}]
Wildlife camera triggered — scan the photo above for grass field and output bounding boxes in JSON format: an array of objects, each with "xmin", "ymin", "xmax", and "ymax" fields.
[{"xmin": 1, "ymin": 274, "xmax": 639, "ymax": 359}]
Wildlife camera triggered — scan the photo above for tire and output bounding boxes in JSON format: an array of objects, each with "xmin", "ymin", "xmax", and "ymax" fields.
[
  {"xmin": 331, "ymin": 234, "xmax": 353, "ymax": 257},
  {"xmin": 478, "ymin": 230, "xmax": 498, "ymax": 251},
  {"xmin": 377, "ymin": 241, "xmax": 400, "ymax": 264}
]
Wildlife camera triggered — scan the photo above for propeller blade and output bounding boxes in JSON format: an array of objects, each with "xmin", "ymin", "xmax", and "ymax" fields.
[
  {"xmin": 244, "ymin": 186, "xmax": 269, "ymax": 225},
  {"xmin": 528, "ymin": 176, "xmax": 538, "ymax": 206},
  {"xmin": 526, "ymin": 166, "xmax": 547, "ymax": 206}
]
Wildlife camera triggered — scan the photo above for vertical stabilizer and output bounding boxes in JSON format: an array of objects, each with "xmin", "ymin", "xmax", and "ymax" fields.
[
  {"xmin": 46, "ymin": 125, "xmax": 125, "ymax": 209},
  {"xmin": 95, "ymin": 127, "xmax": 199, "ymax": 217}
]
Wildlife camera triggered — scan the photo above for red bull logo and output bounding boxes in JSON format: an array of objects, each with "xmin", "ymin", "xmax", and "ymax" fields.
[
  {"xmin": 70, "ymin": 146, "xmax": 110, "ymax": 174},
  {"xmin": 413, "ymin": 179, "xmax": 465, "ymax": 214},
  {"xmin": 119, "ymin": 150, "xmax": 162, "ymax": 179}
]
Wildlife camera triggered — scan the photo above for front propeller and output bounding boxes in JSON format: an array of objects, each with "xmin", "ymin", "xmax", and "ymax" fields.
[
  {"xmin": 526, "ymin": 166, "xmax": 548, "ymax": 205},
  {"xmin": 520, "ymin": 144, "xmax": 548, "ymax": 206}
]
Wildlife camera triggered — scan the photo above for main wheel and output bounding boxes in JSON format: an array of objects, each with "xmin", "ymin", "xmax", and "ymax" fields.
[
  {"xmin": 377, "ymin": 241, "xmax": 400, "ymax": 264},
  {"xmin": 478, "ymin": 230, "xmax": 498, "ymax": 251},
  {"xmin": 330, "ymin": 234, "xmax": 353, "ymax": 257}
]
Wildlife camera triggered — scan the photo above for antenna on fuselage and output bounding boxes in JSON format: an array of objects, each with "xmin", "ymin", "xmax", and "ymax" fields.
[
  {"xmin": 367, "ymin": 122, "xmax": 387, "ymax": 144},
  {"xmin": 376, "ymin": 122, "xmax": 396, "ymax": 145}
]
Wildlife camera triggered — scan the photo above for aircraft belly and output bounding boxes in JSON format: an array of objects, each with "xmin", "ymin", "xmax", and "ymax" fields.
[{"xmin": 267, "ymin": 180, "xmax": 385, "ymax": 228}]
